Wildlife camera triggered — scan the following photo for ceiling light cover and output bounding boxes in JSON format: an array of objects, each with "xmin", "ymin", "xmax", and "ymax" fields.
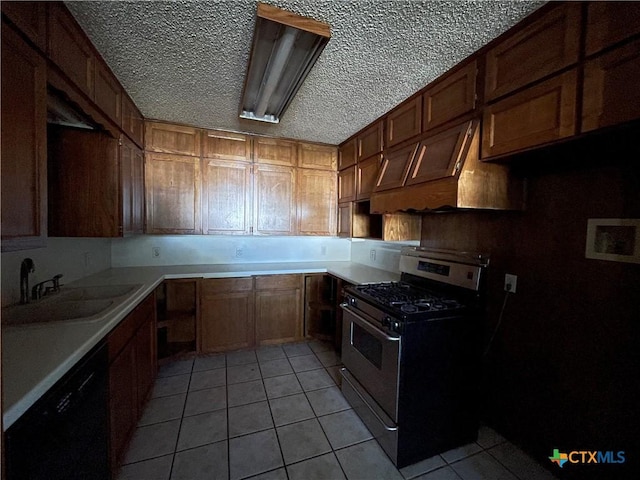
[{"xmin": 240, "ymin": 3, "xmax": 331, "ymax": 124}]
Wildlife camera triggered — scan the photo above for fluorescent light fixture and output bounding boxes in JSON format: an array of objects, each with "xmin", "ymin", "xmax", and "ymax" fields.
[{"xmin": 240, "ymin": 3, "xmax": 331, "ymax": 124}]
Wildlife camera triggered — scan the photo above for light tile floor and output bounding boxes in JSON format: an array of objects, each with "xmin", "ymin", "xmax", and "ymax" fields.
[{"xmin": 118, "ymin": 340, "xmax": 558, "ymax": 480}]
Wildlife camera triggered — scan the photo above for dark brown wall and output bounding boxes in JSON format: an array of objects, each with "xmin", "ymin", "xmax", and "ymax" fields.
[{"xmin": 420, "ymin": 130, "xmax": 640, "ymax": 480}]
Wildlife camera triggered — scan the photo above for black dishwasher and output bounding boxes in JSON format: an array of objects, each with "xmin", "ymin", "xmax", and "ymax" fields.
[{"xmin": 5, "ymin": 341, "xmax": 109, "ymax": 480}]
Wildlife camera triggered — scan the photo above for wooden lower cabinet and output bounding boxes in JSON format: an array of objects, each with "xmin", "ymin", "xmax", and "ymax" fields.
[
  {"xmin": 255, "ymin": 275, "xmax": 303, "ymax": 346},
  {"xmin": 108, "ymin": 294, "xmax": 157, "ymax": 473},
  {"xmin": 199, "ymin": 278, "xmax": 254, "ymax": 353}
]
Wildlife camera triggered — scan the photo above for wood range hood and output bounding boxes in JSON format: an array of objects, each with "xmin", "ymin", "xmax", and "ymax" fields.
[{"xmin": 369, "ymin": 120, "xmax": 525, "ymax": 214}]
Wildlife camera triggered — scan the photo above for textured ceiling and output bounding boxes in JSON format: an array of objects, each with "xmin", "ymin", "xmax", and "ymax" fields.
[{"xmin": 66, "ymin": 0, "xmax": 545, "ymax": 145}]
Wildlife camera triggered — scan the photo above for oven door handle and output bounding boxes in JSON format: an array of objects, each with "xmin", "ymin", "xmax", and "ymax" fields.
[{"xmin": 341, "ymin": 303, "xmax": 400, "ymax": 342}]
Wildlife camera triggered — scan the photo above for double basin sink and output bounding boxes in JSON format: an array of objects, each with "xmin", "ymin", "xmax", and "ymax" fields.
[{"xmin": 2, "ymin": 284, "xmax": 143, "ymax": 327}]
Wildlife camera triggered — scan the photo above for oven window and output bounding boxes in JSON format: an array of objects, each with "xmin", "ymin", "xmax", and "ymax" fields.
[{"xmin": 352, "ymin": 323, "xmax": 383, "ymax": 369}]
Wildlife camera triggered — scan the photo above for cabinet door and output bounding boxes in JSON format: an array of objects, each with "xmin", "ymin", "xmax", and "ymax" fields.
[
  {"xmin": 358, "ymin": 122, "xmax": 383, "ymax": 161},
  {"xmin": 145, "ymin": 153, "xmax": 201, "ymax": 234},
  {"xmin": 298, "ymin": 142, "xmax": 337, "ymax": 170},
  {"xmin": 48, "ymin": 3, "xmax": 95, "ymax": 98},
  {"xmin": 1, "ymin": 2, "xmax": 47, "ymax": 51},
  {"xmin": 585, "ymin": 2, "xmax": 640, "ymax": 56},
  {"xmin": 423, "ymin": 61, "xmax": 476, "ymax": 131},
  {"xmin": 254, "ymin": 164, "xmax": 296, "ymax": 235},
  {"xmin": 374, "ymin": 143, "xmax": 418, "ymax": 192},
  {"xmin": 484, "ymin": 2, "xmax": 581, "ymax": 101},
  {"xmin": 255, "ymin": 275, "xmax": 302, "ymax": 345},
  {"xmin": 135, "ymin": 312, "xmax": 156, "ymax": 411},
  {"xmin": 482, "ymin": 70, "xmax": 577, "ymax": 159},
  {"xmin": 386, "ymin": 97, "xmax": 422, "ymax": 148},
  {"xmin": 297, "ymin": 169, "xmax": 337, "ymax": 236},
  {"xmin": 1, "ymin": 25, "xmax": 47, "ymax": 251},
  {"xmin": 204, "ymin": 130, "xmax": 251, "ymax": 162},
  {"xmin": 94, "ymin": 60, "xmax": 122, "ymax": 126},
  {"xmin": 145, "ymin": 122, "xmax": 201, "ymax": 157},
  {"xmin": 202, "ymin": 159, "xmax": 252, "ymax": 235},
  {"xmin": 582, "ymin": 40, "xmax": 640, "ymax": 133},
  {"xmin": 337, "ymin": 203, "xmax": 352, "ymax": 238},
  {"xmin": 132, "ymin": 146, "xmax": 145, "ymax": 234},
  {"xmin": 357, "ymin": 154, "xmax": 382, "ymax": 200},
  {"xmin": 109, "ymin": 342, "xmax": 136, "ymax": 470},
  {"xmin": 199, "ymin": 278, "xmax": 254, "ymax": 352},
  {"xmin": 338, "ymin": 166, "xmax": 356, "ymax": 203},
  {"xmin": 122, "ymin": 94, "xmax": 144, "ymax": 148},
  {"xmin": 48, "ymin": 127, "xmax": 121, "ymax": 237},
  {"xmin": 338, "ymin": 139, "xmax": 357, "ymax": 170},
  {"xmin": 254, "ymin": 137, "xmax": 297, "ymax": 166},
  {"xmin": 406, "ymin": 121, "xmax": 475, "ymax": 186}
]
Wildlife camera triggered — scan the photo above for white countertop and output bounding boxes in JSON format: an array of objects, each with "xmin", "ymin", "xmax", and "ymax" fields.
[{"xmin": 2, "ymin": 261, "xmax": 399, "ymax": 429}]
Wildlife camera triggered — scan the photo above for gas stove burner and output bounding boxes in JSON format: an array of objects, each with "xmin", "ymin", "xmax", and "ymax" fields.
[{"xmin": 400, "ymin": 304, "xmax": 418, "ymax": 313}]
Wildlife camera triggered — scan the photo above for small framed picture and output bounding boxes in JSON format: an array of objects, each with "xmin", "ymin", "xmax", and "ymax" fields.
[{"xmin": 585, "ymin": 219, "xmax": 640, "ymax": 264}]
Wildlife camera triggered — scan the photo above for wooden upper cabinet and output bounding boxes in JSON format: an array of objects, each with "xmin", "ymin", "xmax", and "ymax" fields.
[
  {"xmin": 585, "ymin": 2, "xmax": 640, "ymax": 56},
  {"xmin": 122, "ymin": 94, "xmax": 144, "ymax": 148},
  {"xmin": 253, "ymin": 137, "xmax": 296, "ymax": 166},
  {"xmin": 120, "ymin": 135, "xmax": 144, "ymax": 236},
  {"xmin": 482, "ymin": 70, "xmax": 577, "ymax": 159},
  {"xmin": 374, "ymin": 143, "xmax": 418, "ymax": 192},
  {"xmin": 423, "ymin": 61, "xmax": 477, "ymax": 131},
  {"xmin": 1, "ymin": 1, "xmax": 47, "ymax": 51},
  {"xmin": 386, "ymin": 97, "xmax": 422, "ymax": 147},
  {"xmin": 254, "ymin": 164, "xmax": 296, "ymax": 235},
  {"xmin": 94, "ymin": 60, "xmax": 122, "ymax": 126},
  {"xmin": 145, "ymin": 153, "xmax": 201, "ymax": 234},
  {"xmin": 204, "ymin": 130, "xmax": 251, "ymax": 161},
  {"xmin": 337, "ymin": 203, "xmax": 353, "ymax": 238},
  {"xmin": 297, "ymin": 169, "xmax": 337, "ymax": 236},
  {"xmin": 357, "ymin": 154, "xmax": 382, "ymax": 201},
  {"xmin": 338, "ymin": 139, "xmax": 357, "ymax": 170},
  {"xmin": 202, "ymin": 158, "xmax": 252, "ymax": 235},
  {"xmin": 48, "ymin": 3, "xmax": 95, "ymax": 98},
  {"xmin": 484, "ymin": 2, "xmax": 581, "ymax": 102},
  {"xmin": 199, "ymin": 278, "xmax": 254, "ymax": 353},
  {"xmin": 145, "ymin": 122, "xmax": 201, "ymax": 157},
  {"xmin": 298, "ymin": 142, "xmax": 337, "ymax": 171},
  {"xmin": 582, "ymin": 39, "xmax": 640, "ymax": 133},
  {"xmin": 338, "ymin": 165, "xmax": 356, "ymax": 203},
  {"xmin": 1, "ymin": 24, "xmax": 47, "ymax": 251},
  {"xmin": 406, "ymin": 122, "xmax": 475, "ymax": 186},
  {"xmin": 358, "ymin": 122, "xmax": 383, "ymax": 161}
]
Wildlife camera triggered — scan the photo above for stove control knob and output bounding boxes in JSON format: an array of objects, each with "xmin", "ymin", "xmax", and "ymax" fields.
[
  {"xmin": 391, "ymin": 321, "xmax": 401, "ymax": 332},
  {"xmin": 382, "ymin": 316, "xmax": 392, "ymax": 327},
  {"xmin": 348, "ymin": 297, "xmax": 357, "ymax": 307}
]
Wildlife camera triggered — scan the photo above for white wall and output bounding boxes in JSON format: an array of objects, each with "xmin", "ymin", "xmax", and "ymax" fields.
[
  {"xmin": 349, "ymin": 239, "xmax": 419, "ymax": 272},
  {"xmin": 1, "ymin": 238, "xmax": 112, "ymax": 307},
  {"xmin": 111, "ymin": 235, "xmax": 351, "ymax": 267}
]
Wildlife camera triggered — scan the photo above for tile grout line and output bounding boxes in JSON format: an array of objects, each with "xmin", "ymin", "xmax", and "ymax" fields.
[{"xmin": 169, "ymin": 356, "xmax": 196, "ymax": 479}]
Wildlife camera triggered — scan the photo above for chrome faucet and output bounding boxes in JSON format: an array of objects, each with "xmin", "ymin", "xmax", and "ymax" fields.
[
  {"xmin": 20, "ymin": 258, "xmax": 36, "ymax": 304},
  {"xmin": 31, "ymin": 274, "xmax": 64, "ymax": 301}
]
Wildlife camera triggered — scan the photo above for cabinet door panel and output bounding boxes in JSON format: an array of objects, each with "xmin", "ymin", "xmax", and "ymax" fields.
[
  {"xmin": 145, "ymin": 153, "xmax": 201, "ymax": 234},
  {"xmin": 255, "ymin": 289, "xmax": 301, "ymax": 345},
  {"xmin": 298, "ymin": 143, "xmax": 337, "ymax": 170},
  {"xmin": 338, "ymin": 166, "xmax": 356, "ymax": 203},
  {"xmin": 423, "ymin": 61, "xmax": 476, "ymax": 131},
  {"xmin": 482, "ymin": 70, "xmax": 577, "ymax": 158},
  {"xmin": 585, "ymin": 2, "xmax": 640, "ymax": 56},
  {"xmin": 357, "ymin": 154, "xmax": 382, "ymax": 201},
  {"xmin": 254, "ymin": 165, "xmax": 296, "ymax": 235},
  {"xmin": 407, "ymin": 122, "xmax": 474, "ymax": 185},
  {"xmin": 200, "ymin": 284, "xmax": 254, "ymax": 352},
  {"xmin": 145, "ymin": 122, "xmax": 201, "ymax": 156},
  {"xmin": 109, "ymin": 343, "xmax": 136, "ymax": 470},
  {"xmin": 1, "ymin": 25, "xmax": 47, "ymax": 250},
  {"xmin": 338, "ymin": 139, "xmax": 357, "ymax": 170},
  {"xmin": 94, "ymin": 60, "xmax": 122, "ymax": 126},
  {"xmin": 132, "ymin": 146, "xmax": 145, "ymax": 234},
  {"xmin": 135, "ymin": 315, "xmax": 156, "ymax": 410},
  {"xmin": 122, "ymin": 94, "xmax": 144, "ymax": 148},
  {"xmin": 358, "ymin": 122, "xmax": 383, "ymax": 161},
  {"xmin": 203, "ymin": 130, "xmax": 251, "ymax": 161},
  {"xmin": 297, "ymin": 169, "xmax": 337, "ymax": 236},
  {"xmin": 121, "ymin": 137, "xmax": 133, "ymax": 236},
  {"xmin": 48, "ymin": 3, "xmax": 95, "ymax": 98},
  {"xmin": 202, "ymin": 159, "xmax": 252, "ymax": 235},
  {"xmin": 1, "ymin": 2, "xmax": 47, "ymax": 51},
  {"xmin": 484, "ymin": 3, "xmax": 581, "ymax": 101},
  {"xmin": 386, "ymin": 97, "xmax": 422, "ymax": 147},
  {"xmin": 374, "ymin": 143, "xmax": 418, "ymax": 192},
  {"xmin": 254, "ymin": 137, "xmax": 297, "ymax": 166},
  {"xmin": 337, "ymin": 203, "xmax": 352, "ymax": 238},
  {"xmin": 582, "ymin": 40, "xmax": 640, "ymax": 132}
]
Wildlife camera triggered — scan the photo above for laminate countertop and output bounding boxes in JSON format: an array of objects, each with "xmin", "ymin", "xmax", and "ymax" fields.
[{"xmin": 2, "ymin": 261, "xmax": 399, "ymax": 429}]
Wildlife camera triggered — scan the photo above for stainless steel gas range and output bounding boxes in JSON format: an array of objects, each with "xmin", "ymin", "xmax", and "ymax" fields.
[{"xmin": 340, "ymin": 247, "xmax": 488, "ymax": 468}]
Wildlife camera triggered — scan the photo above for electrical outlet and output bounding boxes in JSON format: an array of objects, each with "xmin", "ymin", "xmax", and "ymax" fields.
[
  {"xmin": 370, "ymin": 249, "xmax": 376, "ymax": 261},
  {"xmin": 152, "ymin": 247, "xmax": 160, "ymax": 258},
  {"xmin": 235, "ymin": 247, "xmax": 243, "ymax": 258},
  {"xmin": 504, "ymin": 273, "xmax": 517, "ymax": 293}
]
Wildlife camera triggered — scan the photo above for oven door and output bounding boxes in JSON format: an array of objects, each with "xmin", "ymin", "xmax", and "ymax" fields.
[{"xmin": 341, "ymin": 304, "xmax": 401, "ymax": 422}]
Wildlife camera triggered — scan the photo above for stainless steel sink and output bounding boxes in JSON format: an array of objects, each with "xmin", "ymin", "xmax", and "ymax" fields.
[{"xmin": 60, "ymin": 284, "xmax": 142, "ymax": 301}]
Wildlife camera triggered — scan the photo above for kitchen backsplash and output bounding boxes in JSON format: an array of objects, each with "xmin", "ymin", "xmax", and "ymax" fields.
[
  {"xmin": 350, "ymin": 239, "xmax": 418, "ymax": 272},
  {"xmin": 111, "ymin": 235, "xmax": 351, "ymax": 267},
  {"xmin": 1, "ymin": 237, "xmax": 112, "ymax": 307}
]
